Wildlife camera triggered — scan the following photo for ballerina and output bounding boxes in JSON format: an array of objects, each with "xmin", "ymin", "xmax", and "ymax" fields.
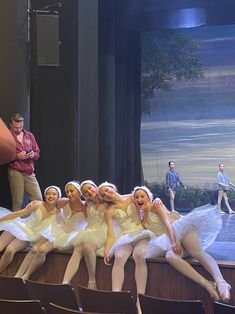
[
  {"xmin": 15, "ymin": 181, "xmax": 86, "ymax": 280},
  {"xmin": 0, "ymin": 185, "xmax": 60, "ymax": 272},
  {"xmin": 133, "ymin": 186, "xmax": 231, "ymax": 303},
  {"xmin": 62, "ymin": 180, "xmax": 107, "ymax": 288},
  {"xmin": 98, "ymin": 182, "xmax": 154, "ymax": 298}
]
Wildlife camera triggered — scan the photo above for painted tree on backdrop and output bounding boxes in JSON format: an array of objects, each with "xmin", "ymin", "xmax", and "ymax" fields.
[{"xmin": 141, "ymin": 29, "xmax": 203, "ymax": 114}]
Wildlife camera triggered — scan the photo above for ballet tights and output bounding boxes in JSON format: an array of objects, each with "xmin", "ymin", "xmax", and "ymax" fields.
[
  {"xmin": 62, "ymin": 245, "xmax": 83, "ymax": 284},
  {"xmin": 0, "ymin": 232, "xmax": 28, "ymax": 272},
  {"xmin": 112, "ymin": 240, "xmax": 148, "ymax": 295},
  {"xmin": 166, "ymin": 229, "xmax": 230, "ymax": 301},
  {"xmin": 112, "ymin": 244, "xmax": 132, "ymax": 291},
  {"xmin": 83, "ymin": 242, "xmax": 97, "ymax": 288},
  {"xmin": 16, "ymin": 238, "xmax": 54, "ymax": 281}
]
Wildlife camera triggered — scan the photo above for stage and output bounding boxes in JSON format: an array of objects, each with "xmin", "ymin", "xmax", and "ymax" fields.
[{"xmin": 0, "ymin": 212, "xmax": 234, "ymax": 314}]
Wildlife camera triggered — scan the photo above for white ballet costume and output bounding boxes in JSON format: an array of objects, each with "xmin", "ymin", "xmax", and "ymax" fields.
[
  {"xmin": 0, "ymin": 203, "xmax": 53, "ymax": 242},
  {"xmin": 145, "ymin": 204, "xmax": 222, "ymax": 258},
  {"xmin": 40, "ymin": 204, "xmax": 87, "ymax": 249},
  {"xmin": 108, "ymin": 204, "xmax": 154, "ymax": 258},
  {"xmin": 71, "ymin": 203, "xmax": 107, "ymax": 256}
]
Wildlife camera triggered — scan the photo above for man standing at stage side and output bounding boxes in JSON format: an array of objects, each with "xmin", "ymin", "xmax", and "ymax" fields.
[
  {"xmin": 8, "ymin": 113, "xmax": 42, "ymax": 211},
  {"xmin": 166, "ymin": 161, "xmax": 186, "ymax": 212},
  {"xmin": 217, "ymin": 163, "xmax": 235, "ymax": 214}
]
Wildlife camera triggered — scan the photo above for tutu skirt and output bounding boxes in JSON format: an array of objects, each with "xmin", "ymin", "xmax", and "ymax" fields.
[
  {"xmin": 145, "ymin": 204, "xmax": 222, "ymax": 258},
  {"xmin": 0, "ymin": 207, "xmax": 42, "ymax": 242},
  {"xmin": 109, "ymin": 228, "xmax": 154, "ymax": 258}
]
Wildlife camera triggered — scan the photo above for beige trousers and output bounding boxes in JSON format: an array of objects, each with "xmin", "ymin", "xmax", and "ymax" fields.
[{"xmin": 8, "ymin": 168, "xmax": 42, "ymax": 211}]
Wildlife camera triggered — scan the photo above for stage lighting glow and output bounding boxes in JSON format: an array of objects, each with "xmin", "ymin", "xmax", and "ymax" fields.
[{"xmin": 167, "ymin": 7, "xmax": 206, "ymax": 29}]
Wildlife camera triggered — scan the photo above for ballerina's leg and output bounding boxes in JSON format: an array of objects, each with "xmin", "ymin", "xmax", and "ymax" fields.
[
  {"xmin": 112, "ymin": 244, "xmax": 132, "ymax": 291},
  {"xmin": 22, "ymin": 240, "xmax": 53, "ymax": 281},
  {"xmin": 132, "ymin": 239, "xmax": 148, "ymax": 294},
  {"xmin": 182, "ymin": 229, "xmax": 231, "ymax": 302},
  {"xmin": 0, "ymin": 231, "xmax": 16, "ymax": 252},
  {"xmin": 15, "ymin": 237, "xmax": 47, "ymax": 278},
  {"xmin": 62, "ymin": 245, "xmax": 83, "ymax": 284},
  {"xmin": 83, "ymin": 242, "xmax": 97, "ymax": 288},
  {"xmin": 0, "ymin": 237, "xmax": 28, "ymax": 272}
]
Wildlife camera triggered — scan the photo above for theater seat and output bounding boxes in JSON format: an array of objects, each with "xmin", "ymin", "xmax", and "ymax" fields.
[
  {"xmin": 213, "ymin": 301, "xmax": 235, "ymax": 314},
  {"xmin": 138, "ymin": 293, "xmax": 205, "ymax": 314},
  {"xmin": 0, "ymin": 299, "xmax": 45, "ymax": 314},
  {"xmin": 77, "ymin": 284, "xmax": 137, "ymax": 314},
  {"xmin": 25, "ymin": 280, "xmax": 80, "ymax": 311},
  {"xmin": 48, "ymin": 302, "xmax": 124, "ymax": 314},
  {"xmin": 0, "ymin": 275, "xmax": 28, "ymax": 299}
]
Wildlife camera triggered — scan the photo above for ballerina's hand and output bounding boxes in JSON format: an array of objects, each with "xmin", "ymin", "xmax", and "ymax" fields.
[
  {"xmin": 104, "ymin": 252, "xmax": 111, "ymax": 266},
  {"xmin": 27, "ymin": 200, "xmax": 38, "ymax": 208},
  {"xmin": 172, "ymin": 242, "xmax": 182, "ymax": 255}
]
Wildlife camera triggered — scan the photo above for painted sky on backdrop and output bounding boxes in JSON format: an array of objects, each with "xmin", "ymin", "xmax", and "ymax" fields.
[{"xmin": 184, "ymin": 25, "xmax": 235, "ymax": 67}]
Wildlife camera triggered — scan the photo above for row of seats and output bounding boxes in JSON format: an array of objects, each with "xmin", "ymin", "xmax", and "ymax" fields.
[
  {"xmin": 0, "ymin": 275, "xmax": 234, "ymax": 314},
  {"xmin": 0, "ymin": 300, "xmax": 119, "ymax": 314},
  {"xmin": 0, "ymin": 298, "xmax": 235, "ymax": 314}
]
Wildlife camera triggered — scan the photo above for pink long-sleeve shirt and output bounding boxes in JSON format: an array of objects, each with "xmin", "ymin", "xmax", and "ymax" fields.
[{"xmin": 8, "ymin": 129, "xmax": 40, "ymax": 175}]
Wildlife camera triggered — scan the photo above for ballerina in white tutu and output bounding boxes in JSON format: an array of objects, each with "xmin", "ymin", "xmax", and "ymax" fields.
[
  {"xmin": 62, "ymin": 180, "xmax": 107, "ymax": 288},
  {"xmin": 0, "ymin": 185, "xmax": 60, "ymax": 273},
  {"xmin": 99, "ymin": 182, "xmax": 154, "ymax": 298},
  {"xmin": 15, "ymin": 181, "xmax": 86, "ymax": 281},
  {"xmin": 133, "ymin": 186, "xmax": 231, "ymax": 303}
]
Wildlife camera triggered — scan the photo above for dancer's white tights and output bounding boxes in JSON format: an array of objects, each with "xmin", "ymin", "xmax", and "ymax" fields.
[
  {"xmin": 165, "ymin": 229, "xmax": 225, "ymax": 300},
  {"xmin": 0, "ymin": 231, "xmax": 28, "ymax": 272},
  {"xmin": 112, "ymin": 240, "xmax": 148, "ymax": 294}
]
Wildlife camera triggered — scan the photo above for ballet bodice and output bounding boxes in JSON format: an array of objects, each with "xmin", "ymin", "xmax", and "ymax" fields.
[
  {"xmin": 86, "ymin": 203, "xmax": 106, "ymax": 228},
  {"xmin": 23, "ymin": 202, "xmax": 45, "ymax": 227},
  {"xmin": 61, "ymin": 204, "xmax": 87, "ymax": 230},
  {"xmin": 113, "ymin": 204, "xmax": 143, "ymax": 234}
]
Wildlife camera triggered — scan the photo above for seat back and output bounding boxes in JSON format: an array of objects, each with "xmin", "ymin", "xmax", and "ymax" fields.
[
  {"xmin": 77, "ymin": 284, "xmax": 137, "ymax": 314},
  {"xmin": 25, "ymin": 280, "xmax": 79, "ymax": 311},
  {"xmin": 48, "ymin": 302, "xmax": 124, "ymax": 314},
  {"xmin": 138, "ymin": 293, "xmax": 205, "ymax": 314},
  {"xmin": 214, "ymin": 301, "xmax": 235, "ymax": 314},
  {"xmin": 0, "ymin": 299, "xmax": 45, "ymax": 314},
  {"xmin": 0, "ymin": 275, "xmax": 28, "ymax": 299}
]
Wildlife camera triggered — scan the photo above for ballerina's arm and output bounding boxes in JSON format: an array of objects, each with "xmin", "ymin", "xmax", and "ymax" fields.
[
  {"xmin": 0, "ymin": 201, "xmax": 41, "ymax": 222},
  {"xmin": 152, "ymin": 198, "xmax": 182, "ymax": 255},
  {"xmin": 104, "ymin": 207, "xmax": 116, "ymax": 265}
]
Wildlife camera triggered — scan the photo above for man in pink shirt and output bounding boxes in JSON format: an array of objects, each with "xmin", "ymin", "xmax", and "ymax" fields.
[{"xmin": 8, "ymin": 113, "xmax": 42, "ymax": 211}]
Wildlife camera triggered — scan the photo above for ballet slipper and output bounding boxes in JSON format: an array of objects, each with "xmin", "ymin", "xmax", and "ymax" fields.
[
  {"xmin": 205, "ymin": 281, "xmax": 220, "ymax": 301},
  {"xmin": 87, "ymin": 281, "xmax": 97, "ymax": 289},
  {"xmin": 229, "ymin": 210, "xmax": 235, "ymax": 214},
  {"xmin": 216, "ymin": 279, "xmax": 231, "ymax": 302}
]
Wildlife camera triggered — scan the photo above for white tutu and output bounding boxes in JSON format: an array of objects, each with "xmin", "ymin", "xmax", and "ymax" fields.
[
  {"xmin": 145, "ymin": 204, "xmax": 222, "ymax": 258},
  {"xmin": 109, "ymin": 228, "xmax": 154, "ymax": 258},
  {"xmin": 108, "ymin": 204, "xmax": 155, "ymax": 258},
  {"xmin": 40, "ymin": 205, "xmax": 87, "ymax": 249},
  {"xmin": 0, "ymin": 207, "xmax": 12, "ymax": 217},
  {"xmin": 0, "ymin": 204, "xmax": 47, "ymax": 242}
]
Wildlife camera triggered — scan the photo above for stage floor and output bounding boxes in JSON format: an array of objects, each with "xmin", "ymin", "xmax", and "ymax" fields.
[{"xmin": 201, "ymin": 212, "xmax": 235, "ymax": 262}]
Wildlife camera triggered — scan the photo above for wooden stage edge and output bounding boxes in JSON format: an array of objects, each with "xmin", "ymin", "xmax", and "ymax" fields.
[{"xmin": 1, "ymin": 250, "xmax": 235, "ymax": 314}]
